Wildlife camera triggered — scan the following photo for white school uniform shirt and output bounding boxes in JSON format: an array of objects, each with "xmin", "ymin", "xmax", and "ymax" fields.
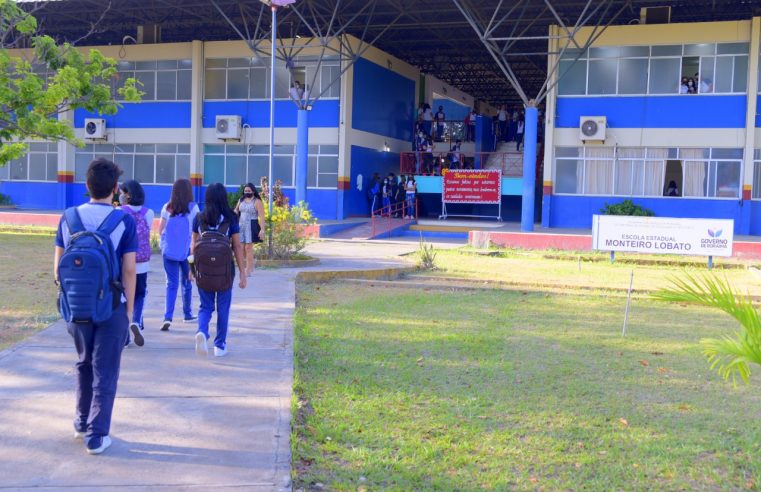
[
  {"xmin": 422, "ymin": 108, "xmax": 433, "ymax": 121},
  {"xmin": 123, "ymin": 204, "xmax": 155, "ymax": 274},
  {"xmin": 517, "ymin": 121, "xmax": 525, "ymax": 134},
  {"xmin": 498, "ymin": 109, "xmax": 507, "ymax": 121}
]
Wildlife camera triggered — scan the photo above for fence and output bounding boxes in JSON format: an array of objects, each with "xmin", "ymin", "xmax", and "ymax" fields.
[{"xmin": 400, "ymin": 151, "xmax": 524, "ymax": 177}]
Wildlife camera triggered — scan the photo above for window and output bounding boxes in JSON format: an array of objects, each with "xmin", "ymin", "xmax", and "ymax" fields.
[
  {"xmin": 555, "ymin": 146, "xmax": 742, "ymax": 199},
  {"xmin": 74, "ymin": 144, "xmax": 191, "ymax": 183},
  {"xmin": 4, "ymin": 142, "xmax": 57, "ymax": 182},
  {"xmin": 116, "ymin": 59, "xmax": 192, "ymax": 101}
]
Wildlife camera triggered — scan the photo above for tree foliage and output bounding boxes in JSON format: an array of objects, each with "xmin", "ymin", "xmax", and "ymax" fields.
[
  {"xmin": 0, "ymin": 0, "xmax": 141, "ymax": 165},
  {"xmin": 653, "ymin": 273, "xmax": 761, "ymax": 385}
]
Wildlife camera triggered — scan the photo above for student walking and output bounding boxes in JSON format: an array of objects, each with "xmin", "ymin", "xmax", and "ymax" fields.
[
  {"xmin": 158, "ymin": 178, "xmax": 199, "ymax": 331},
  {"xmin": 233, "ymin": 183, "xmax": 266, "ymax": 277},
  {"xmin": 405, "ymin": 176, "xmax": 417, "ymax": 219},
  {"xmin": 54, "ymin": 158, "xmax": 137, "ymax": 455},
  {"xmin": 118, "ymin": 179, "xmax": 153, "ymax": 347},
  {"xmin": 190, "ymin": 183, "xmax": 247, "ymax": 357}
]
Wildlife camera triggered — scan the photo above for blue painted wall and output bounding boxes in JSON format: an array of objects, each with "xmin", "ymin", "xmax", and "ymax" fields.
[
  {"xmin": 432, "ymin": 98, "xmax": 469, "ymax": 121},
  {"xmin": 750, "ymin": 201, "xmax": 761, "ymax": 235},
  {"xmin": 0, "ymin": 181, "xmax": 60, "ymax": 210},
  {"xmin": 75, "ymin": 103, "xmax": 192, "ymax": 128},
  {"xmin": 556, "ymin": 96, "xmax": 746, "ymax": 128},
  {"xmin": 549, "ymin": 195, "xmax": 748, "ymax": 234},
  {"xmin": 345, "ymin": 145, "xmax": 400, "ymax": 217},
  {"xmin": 352, "ymin": 58, "xmax": 415, "ymax": 142},
  {"xmin": 202, "ymin": 100, "xmax": 340, "ymax": 128}
]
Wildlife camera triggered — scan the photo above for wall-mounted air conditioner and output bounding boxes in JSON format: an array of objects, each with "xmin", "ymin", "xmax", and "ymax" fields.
[
  {"xmin": 84, "ymin": 118, "xmax": 107, "ymax": 140},
  {"xmin": 215, "ymin": 115, "xmax": 242, "ymax": 140},
  {"xmin": 579, "ymin": 116, "xmax": 606, "ymax": 142}
]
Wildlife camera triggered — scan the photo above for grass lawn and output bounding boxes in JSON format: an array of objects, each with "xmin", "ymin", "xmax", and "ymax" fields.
[
  {"xmin": 0, "ymin": 232, "xmax": 59, "ymax": 350},
  {"xmin": 293, "ymin": 253, "xmax": 761, "ymax": 490}
]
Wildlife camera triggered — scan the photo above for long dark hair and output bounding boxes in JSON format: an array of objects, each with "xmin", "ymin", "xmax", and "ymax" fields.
[
  {"xmin": 119, "ymin": 179, "xmax": 145, "ymax": 206},
  {"xmin": 168, "ymin": 178, "xmax": 193, "ymax": 216},
  {"xmin": 200, "ymin": 183, "xmax": 235, "ymax": 228},
  {"xmin": 240, "ymin": 182, "xmax": 262, "ymax": 201}
]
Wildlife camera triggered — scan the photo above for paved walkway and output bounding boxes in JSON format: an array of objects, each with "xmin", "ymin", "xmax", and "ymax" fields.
[{"xmin": 0, "ymin": 240, "xmax": 443, "ymax": 491}]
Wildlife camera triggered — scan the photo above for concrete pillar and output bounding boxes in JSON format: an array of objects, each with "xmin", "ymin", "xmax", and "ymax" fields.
[
  {"xmin": 295, "ymin": 109, "xmax": 309, "ymax": 205},
  {"xmin": 189, "ymin": 40, "xmax": 204, "ymax": 200},
  {"xmin": 57, "ymin": 109, "xmax": 75, "ymax": 209},
  {"xmin": 521, "ymin": 104, "xmax": 538, "ymax": 232},
  {"xmin": 742, "ymin": 17, "xmax": 760, "ymax": 234}
]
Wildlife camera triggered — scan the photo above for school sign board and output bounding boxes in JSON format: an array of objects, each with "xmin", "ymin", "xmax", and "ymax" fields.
[
  {"xmin": 592, "ymin": 215, "xmax": 734, "ymax": 257},
  {"xmin": 442, "ymin": 169, "xmax": 502, "ymax": 204}
]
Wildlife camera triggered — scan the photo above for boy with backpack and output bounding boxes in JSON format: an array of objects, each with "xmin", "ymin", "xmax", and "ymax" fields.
[{"xmin": 54, "ymin": 158, "xmax": 137, "ymax": 455}]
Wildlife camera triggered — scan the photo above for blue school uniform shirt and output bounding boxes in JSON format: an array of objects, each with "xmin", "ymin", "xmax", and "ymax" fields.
[{"xmin": 55, "ymin": 202, "xmax": 138, "ymax": 281}]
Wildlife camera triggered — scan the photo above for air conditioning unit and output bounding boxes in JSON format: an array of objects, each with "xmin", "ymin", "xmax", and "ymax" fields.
[
  {"xmin": 579, "ymin": 116, "xmax": 606, "ymax": 142},
  {"xmin": 84, "ymin": 118, "xmax": 107, "ymax": 140},
  {"xmin": 215, "ymin": 115, "xmax": 242, "ymax": 140}
]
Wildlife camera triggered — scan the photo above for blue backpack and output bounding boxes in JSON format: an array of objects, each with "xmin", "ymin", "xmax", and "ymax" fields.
[
  {"xmin": 161, "ymin": 202, "xmax": 194, "ymax": 261},
  {"xmin": 58, "ymin": 208, "xmax": 126, "ymax": 324}
]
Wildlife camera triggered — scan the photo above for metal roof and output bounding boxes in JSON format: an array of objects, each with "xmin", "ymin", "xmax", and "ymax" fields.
[{"xmin": 17, "ymin": 1, "xmax": 761, "ymax": 106}]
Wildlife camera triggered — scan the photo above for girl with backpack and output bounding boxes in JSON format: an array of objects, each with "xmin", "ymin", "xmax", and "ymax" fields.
[
  {"xmin": 190, "ymin": 183, "xmax": 247, "ymax": 357},
  {"xmin": 158, "ymin": 178, "xmax": 199, "ymax": 331},
  {"xmin": 118, "ymin": 180, "xmax": 153, "ymax": 347},
  {"xmin": 233, "ymin": 183, "xmax": 266, "ymax": 277}
]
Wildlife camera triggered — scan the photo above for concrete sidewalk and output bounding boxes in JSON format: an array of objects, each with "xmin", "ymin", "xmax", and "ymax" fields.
[{"xmin": 0, "ymin": 240, "xmax": 427, "ymax": 491}]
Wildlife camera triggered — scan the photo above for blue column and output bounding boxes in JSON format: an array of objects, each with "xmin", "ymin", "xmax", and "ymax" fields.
[
  {"xmin": 295, "ymin": 109, "xmax": 309, "ymax": 205},
  {"xmin": 521, "ymin": 106, "xmax": 538, "ymax": 232}
]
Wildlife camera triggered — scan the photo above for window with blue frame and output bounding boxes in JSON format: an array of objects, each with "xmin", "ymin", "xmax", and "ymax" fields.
[
  {"xmin": 555, "ymin": 146, "xmax": 742, "ymax": 199},
  {"xmin": 558, "ymin": 43, "xmax": 749, "ymax": 96},
  {"xmin": 74, "ymin": 144, "xmax": 191, "ymax": 184},
  {"xmin": 203, "ymin": 144, "xmax": 338, "ymax": 189},
  {"xmin": 1, "ymin": 142, "xmax": 58, "ymax": 182}
]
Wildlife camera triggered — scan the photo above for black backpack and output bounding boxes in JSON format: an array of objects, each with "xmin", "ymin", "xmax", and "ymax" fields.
[{"xmin": 194, "ymin": 221, "xmax": 234, "ymax": 292}]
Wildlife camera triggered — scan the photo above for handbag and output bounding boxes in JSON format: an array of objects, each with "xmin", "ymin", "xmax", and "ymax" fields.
[{"xmin": 250, "ymin": 218, "xmax": 262, "ymax": 243}]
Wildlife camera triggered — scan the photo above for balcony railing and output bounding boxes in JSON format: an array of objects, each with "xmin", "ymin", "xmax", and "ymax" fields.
[
  {"xmin": 400, "ymin": 151, "xmax": 524, "ymax": 177},
  {"xmin": 414, "ymin": 120, "xmax": 472, "ymax": 143}
]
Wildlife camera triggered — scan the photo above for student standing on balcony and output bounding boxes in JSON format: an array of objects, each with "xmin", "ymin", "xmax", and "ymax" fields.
[
  {"xmin": 498, "ymin": 105, "xmax": 508, "ymax": 142},
  {"xmin": 516, "ymin": 116, "xmax": 525, "ymax": 151},
  {"xmin": 435, "ymin": 105, "xmax": 446, "ymax": 142}
]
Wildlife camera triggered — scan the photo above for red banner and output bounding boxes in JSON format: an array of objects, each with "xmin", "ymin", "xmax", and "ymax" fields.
[{"xmin": 442, "ymin": 169, "xmax": 502, "ymax": 204}]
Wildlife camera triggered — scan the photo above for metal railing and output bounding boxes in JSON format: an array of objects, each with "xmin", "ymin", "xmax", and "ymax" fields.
[
  {"xmin": 400, "ymin": 151, "xmax": 524, "ymax": 177},
  {"xmin": 370, "ymin": 198, "xmax": 417, "ymax": 239},
  {"xmin": 413, "ymin": 120, "xmax": 471, "ymax": 143}
]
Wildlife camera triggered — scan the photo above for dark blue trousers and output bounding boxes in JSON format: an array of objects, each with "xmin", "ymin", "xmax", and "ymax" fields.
[{"xmin": 67, "ymin": 303, "xmax": 128, "ymax": 447}]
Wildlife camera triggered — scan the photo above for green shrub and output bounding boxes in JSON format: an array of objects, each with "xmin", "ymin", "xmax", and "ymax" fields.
[
  {"xmin": 0, "ymin": 193, "xmax": 13, "ymax": 206},
  {"xmin": 255, "ymin": 200, "xmax": 316, "ymax": 260},
  {"xmin": 601, "ymin": 199, "xmax": 654, "ymax": 217}
]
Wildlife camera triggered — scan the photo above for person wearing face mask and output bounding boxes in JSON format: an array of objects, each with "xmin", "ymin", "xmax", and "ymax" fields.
[
  {"xmin": 234, "ymin": 183, "xmax": 266, "ymax": 276},
  {"xmin": 118, "ymin": 179, "xmax": 153, "ymax": 347}
]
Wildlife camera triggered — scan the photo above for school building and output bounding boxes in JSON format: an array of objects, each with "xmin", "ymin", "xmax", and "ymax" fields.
[
  {"xmin": 543, "ymin": 18, "xmax": 761, "ymax": 235},
  {"xmin": 0, "ymin": 36, "xmax": 481, "ymax": 220}
]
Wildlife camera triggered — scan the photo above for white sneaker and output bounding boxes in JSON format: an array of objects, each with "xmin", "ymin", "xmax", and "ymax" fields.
[
  {"xmin": 214, "ymin": 346, "xmax": 228, "ymax": 357},
  {"xmin": 195, "ymin": 332, "xmax": 208, "ymax": 357},
  {"xmin": 86, "ymin": 435, "xmax": 112, "ymax": 455},
  {"xmin": 74, "ymin": 430, "xmax": 85, "ymax": 439}
]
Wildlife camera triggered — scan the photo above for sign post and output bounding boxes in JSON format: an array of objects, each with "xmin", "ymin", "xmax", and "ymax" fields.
[{"xmin": 440, "ymin": 169, "xmax": 502, "ymax": 221}]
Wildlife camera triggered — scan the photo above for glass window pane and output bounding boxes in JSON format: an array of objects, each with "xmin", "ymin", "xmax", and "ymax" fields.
[
  {"xmin": 225, "ymin": 155, "xmax": 246, "ymax": 186},
  {"xmin": 699, "ymin": 57, "xmax": 715, "ymax": 93},
  {"xmin": 588, "ymin": 59, "xmax": 618, "ymax": 95},
  {"xmin": 615, "ymin": 160, "xmax": 634, "ymax": 195},
  {"xmin": 307, "ymin": 156, "xmax": 318, "ymax": 187},
  {"xmin": 226, "ymin": 144, "xmax": 245, "ymax": 154},
  {"xmin": 156, "ymin": 144, "xmax": 176, "ymax": 153},
  {"xmin": 619, "ymin": 46, "xmax": 649, "ymax": 57},
  {"xmin": 589, "ymin": 47, "xmax": 620, "ymax": 58},
  {"xmin": 275, "ymin": 67, "xmax": 290, "ymax": 98},
  {"xmin": 733, "ymin": 55, "xmax": 748, "ymax": 93},
  {"xmin": 555, "ymin": 159, "xmax": 580, "ymax": 194},
  {"xmin": 46, "ymin": 153, "xmax": 58, "ymax": 181},
  {"xmin": 28, "ymin": 153, "xmax": 47, "ymax": 180},
  {"xmin": 227, "ymin": 69, "xmax": 249, "ymax": 99},
  {"xmin": 321, "ymin": 65, "xmax": 341, "ymax": 98},
  {"xmin": 318, "ymin": 173, "xmax": 338, "ymax": 188},
  {"xmin": 560, "ymin": 48, "xmax": 585, "ymax": 60},
  {"xmin": 248, "ymin": 145, "xmax": 270, "ymax": 154},
  {"xmin": 274, "ymin": 145, "xmax": 294, "ymax": 154},
  {"xmin": 177, "ymin": 70, "xmax": 192, "ymax": 100},
  {"xmin": 711, "ymin": 148, "xmax": 743, "ymax": 159},
  {"xmin": 273, "ymin": 155, "xmax": 293, "ymax": 185},
  {"xmin": 718, "ymin": 43, "xmax": 749, "ymax": 55},
  {"xmin": 249, "ymin": 67, "xmax": 267, "ymax": 98},
  {"xmin": 320, "ymin": 145, "xmax": 339, "ymax": 155},
  {"xmin": 135, "ymin": 60, "xmax": 157, "ymax": 70},
  {"xmin": 227, "ymin": 58, "xmax": 250, "ymax": 68},
  {"xmin": 583, "ymin": 160, "xmax": 613, "ymax": 194},
  {"xmin": 75, "ymin": 153, "xmax": 91, "ymax": 181},
  {"xmin": 318, "ymin": 155, "xmax": 338, "ymax": 174},
  {"xmin": 135, "ymin": 71, "xmax": 155, "ymax": 100},
  {"xmin": 0, "ymin": 161, "xmax": 7, "ymax": 179},
  {"xmin": 684, "ymin": 44, "xmax": 716, "ymax": 56},
  {"xmin": 116, "ymin": 154, "xmax": 134, "ymax": 180},
  {"xmin": 716, "ymin": 161, "xmax": 740, "ymax": 198},
  {"xmin": 558, "ymin": 59, "xmax": 587, "ymax": 95},
  {"xmin": 176, "ymin": 154, "xmax": 190, "ymax": 179},
  {"xmin": 308, "ymin": 145, "xmax": 319, "ymax": 154},
  {"xmin": 117, "ymin": 61, "xmax": 135, "ymax": 70},
  {"xmin": 247, "ymin": 155, "xmax": 268, "ymax": 185},
  {"xmin": 29, "ymin": 143, "xmax": 47, "ymax": 151},
  {"xmin": 204, "ymin": 69, "xmax": 226, "ymax": 99},
  {"xmin": 618, "ymin": 58, "xmax": 648, "ymax": 94},
  {"xmin": 714, "ymin": 57, "xmax": 733, "ymax": 93},
  {"xmin": 203, "ymin": 155, "xmax": 225, "ymax": 185},
  {"xmin": 683, "ymin": 161, "xmax": 707, "ymax": 197},
  {"xmin": 556, "ymin": 147, "xmax": 581, "ymax": 158},
  {"xmin": 134, "ymin": 155, "xmax": 154, "ymax": 183},
  {"xmin": 754, "ymin": 162, "xmax": 761, "ymax": 199},
  {"xmin": 206, "ymin": 59, "xmax": 226, "ymax": 68},
  {"xmin": 204, "ymin": 144, "xmax": 225, "ymax": 154},
  {"xmin": 157, "ymin": 70, "xmax": 177, "ymax": 100},
  {"xmin": 156, "ymin": 60, "xmax": 178, "ymax": 70},
  {"xmin": 155, "ymin": 154, "xmax": 175, "ymax": 184},
  {"xmin": 651, "ymin": 45, "xmax": 682, "ymax": 56},
  {"xmin": 10, "ymin": 158, "xmax": 26, "ymax": 180},
  {"xmin": 177, "ymin": 144, "xmax": 190, "ymax": 154},
  {"xmin": 115, "ymin": 144, "xmax": 134, "ymax": 153},
  {"xmin": 136, "ymin": 144, "xmax": 155, "ymax": 153},
  {"xmin": 179, "ymin": 59, "xmax": 192, "ymax": 69},
  {"xmin": 649, "ymin": 58, "xmax": 680, "ymax": 94}
]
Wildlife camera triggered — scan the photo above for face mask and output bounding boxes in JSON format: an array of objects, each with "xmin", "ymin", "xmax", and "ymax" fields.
[
  {"xmin": 244, "ymin": 192, "xmax": 253, "ymax": 198},
  {"xmin": 119, "ymin": 193, "xmax": 128, "ymax": 205}
]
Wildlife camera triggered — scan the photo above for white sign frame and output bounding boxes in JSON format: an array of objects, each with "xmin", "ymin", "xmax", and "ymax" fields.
[{"xmin": 592, "ymin": 215, "xmax": 734, "ymax": 258}]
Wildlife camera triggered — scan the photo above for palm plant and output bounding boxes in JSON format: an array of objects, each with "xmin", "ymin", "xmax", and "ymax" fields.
[{"xmin": 652, "ymin": 272, "xmax": 761, "ymax": 385}]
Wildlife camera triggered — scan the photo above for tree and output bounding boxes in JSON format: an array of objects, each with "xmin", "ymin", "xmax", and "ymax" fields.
[
  {"xmin": 0, "ymin": 0, "xmax": 140, "ymax": 165},
  {"xmin": 653, "ymin": 273, "xmax": 761, "ymax": 385}
]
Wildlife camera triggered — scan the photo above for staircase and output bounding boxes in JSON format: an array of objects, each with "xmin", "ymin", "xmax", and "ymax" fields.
[{"xmin": 484, "ymin": 142, "xmax": 525, "ymax": 177}]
